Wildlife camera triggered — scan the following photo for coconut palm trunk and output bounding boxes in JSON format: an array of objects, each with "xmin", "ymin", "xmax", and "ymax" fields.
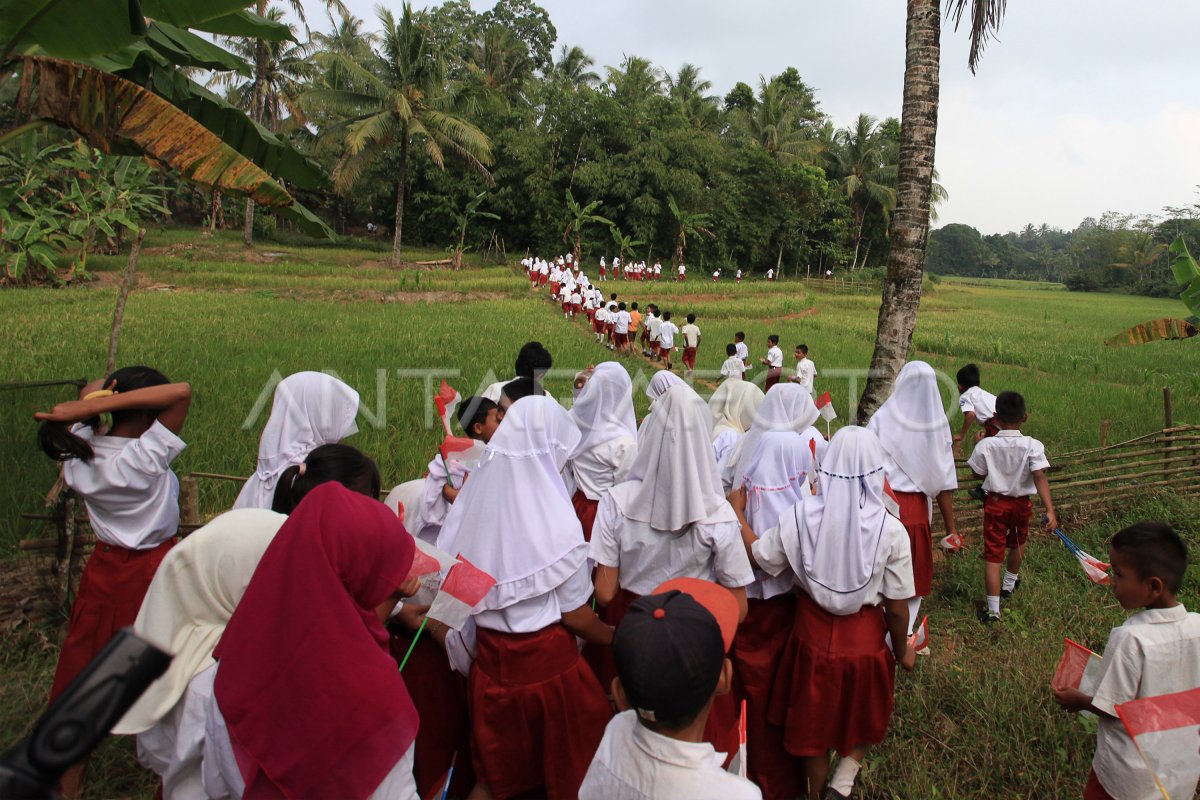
[
  {"xmin": 857, "ymin": 0, "xmax": 940, "ymax": 421},
  {"xmin": 392, "ymin": 129, "xmax": 409, "ymax": 266}
]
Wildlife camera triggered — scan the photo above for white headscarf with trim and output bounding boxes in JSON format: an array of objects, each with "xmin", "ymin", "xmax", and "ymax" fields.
[
  {"xmin": 866, "ymin": 361, "xmax": 957, "ymax": 497},
  {"xmin": 724, "ymin": 383, "xmax": 819, "ymax": 491}
]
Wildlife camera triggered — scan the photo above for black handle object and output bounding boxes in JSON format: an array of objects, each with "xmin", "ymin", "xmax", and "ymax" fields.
[{"xmin": 0, "ymin": 628, "xmax": 171, "ymax": 799}]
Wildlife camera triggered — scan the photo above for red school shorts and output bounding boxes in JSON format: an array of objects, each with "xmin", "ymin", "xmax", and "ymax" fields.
[
  {"xmin": 983, "ymin": 494, "xmax": 1032, "ymax": 563},
  {"xmin": 614, "ymin": 332, "xmax": 628, "ymax": 347}
]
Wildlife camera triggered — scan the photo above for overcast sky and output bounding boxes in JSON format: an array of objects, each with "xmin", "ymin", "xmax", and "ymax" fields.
[{"xmin": 322, "ymin": 1, "xmax": 1200, "ymax": 235}]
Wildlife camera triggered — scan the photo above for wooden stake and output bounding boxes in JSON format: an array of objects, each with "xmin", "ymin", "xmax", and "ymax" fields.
[
  {"xmin": 106, "ymin": 228, "xmax": 146, "ymax": 375},
  {"xmin": 1163, "ymin": 387, "xmax": 1173, "ymax": 430}
]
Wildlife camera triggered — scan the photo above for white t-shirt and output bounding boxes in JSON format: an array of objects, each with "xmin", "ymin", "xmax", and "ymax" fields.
[
  {"xmin": 570, "ymin": 437, "xmax": 637, "ymax": 502},
  {"xmin": 474, "ymin": 560, "xmax": 594, "ymax": 633},
  {"xmin": 654, "ymin": 264, "xmax": 662, "ymax": 275},
  {"xmin": 678, "ymin": 264, "xmax": 686, "ymax": 275},
  {"xmin": 595, "ymin": 307, "xmax": 609, "ymax": 324},
  {"xmin": 570, "ymin": 292, "xmax": 582, "ymax": 304},
  {"xmin": 590, "ymin": 495, "xmax": 754, "ymax": 596},
  {"xmin": 615, "ymin": 311, "xmax": 632, "ymax": 334},
  {"xmin": 681, "ymin": 323, "xmax": 701, "ymax": 349},
  {"xmin": 579, "ymin": 710, "xmax": 763, "ymax": 800},
  {"xmin": 966, "ymin": 430, "xmax": 1050, "ymax": 497},
  {"xmin": 736, "ymin": 270, "xmax": 743, "ymax": 279},
  {"xmin": 1090, "ymin": 604, "xmax": 1200, "ymax": 800},
  {"xmin": 958, "ymin": 386, "xmax": 997, "ymax": 422},
  {"xmin": 720, "ymin": 357, "xmax": 746, "ymax": 380},
  {"xmin": 64, "ymin": 420, "xmax": 186, "ymax": 549},
  {"xmin": 647, "ymin": 315, "xmax": 662, "ymax": 341},
  {"xmin": 793, "ymin": 359, "xmax": 816, "ymax": 392},
  {"xmin": 766, "ymin": 346, "xmax": 783, "ymax": 369},
  {"xmin": 734, "ymin": 342, "xmax": 749, "ymax": 362},
  {"xmin": 659, "ymin": 322, "xmax": 679, "ymax": 349},
  {"xmin": 766, "ymin": 269, "xmax": 774, "ymax": 279}
]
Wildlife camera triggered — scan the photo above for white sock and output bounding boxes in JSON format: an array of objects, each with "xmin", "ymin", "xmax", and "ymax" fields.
[
  {"xmin": 1003, "ymin": 571, "xmax": 1019, "ymax": 592},
  {"xmin": 986, "ymin": 595, "xmax": 1001, "ymax": 615},
  {"xmin": 829, "ymin": 756, "xmax": 862, "ymax": 796},
  {"xmin": 906, "ymin": 597, "xmax": 923, "ymax": 636}
]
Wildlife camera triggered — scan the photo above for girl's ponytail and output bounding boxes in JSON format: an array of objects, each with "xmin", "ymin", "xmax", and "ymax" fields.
[{"xmin": 38, "ymin": 421, "xmax": 96, "ymax": 463}]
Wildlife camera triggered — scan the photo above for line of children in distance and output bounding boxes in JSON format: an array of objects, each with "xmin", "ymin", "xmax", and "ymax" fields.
[{"xmin": 30, "ymin": 349, "xmax": 1198, "ymax": 800}]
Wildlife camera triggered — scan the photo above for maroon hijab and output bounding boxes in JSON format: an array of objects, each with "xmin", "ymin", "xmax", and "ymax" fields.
[{"xmin": 213, "ymin": 482, "xmax": 418, "ymax": 799}]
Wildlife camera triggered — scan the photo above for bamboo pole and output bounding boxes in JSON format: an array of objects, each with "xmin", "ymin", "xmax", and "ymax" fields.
[{"xmin": 180, "ymin": 476, "xmax": 200, "ymax": 526}]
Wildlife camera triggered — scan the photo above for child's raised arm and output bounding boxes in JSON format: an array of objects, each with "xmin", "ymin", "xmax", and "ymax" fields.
[{"xmin": 35, "ymin": 382, "xmax": 192, "ymax": 434}]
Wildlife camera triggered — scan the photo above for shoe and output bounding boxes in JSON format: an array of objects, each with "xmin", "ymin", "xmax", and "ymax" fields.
[
  {"xmin": 978, "ymin": 609, "xmax": 1000, "ymax": 625},
  {"xmin": 822, "ymin": 788, "xmax": 851, "ymax": 800},
  {"xmin": 968, "ymin": 487, "xmax": 987, "ymax": 502},
  {"xmin": 1000, "ymin": 578, "xmax": 1021, "ymax": 599}
]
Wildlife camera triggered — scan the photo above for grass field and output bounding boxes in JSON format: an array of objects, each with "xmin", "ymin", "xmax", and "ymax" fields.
[{"xmin": 1, "ymin": 229, "xmax": 1198, "ymax": 798}]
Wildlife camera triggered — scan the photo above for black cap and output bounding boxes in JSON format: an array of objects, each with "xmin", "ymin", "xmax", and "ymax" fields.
[{"xmin": 613, "ymin": 591, "xmax": 725, "ymax": 725}]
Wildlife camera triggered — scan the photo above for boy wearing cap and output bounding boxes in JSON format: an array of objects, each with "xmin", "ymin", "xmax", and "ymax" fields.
[{"xmin": 580, "ymin": 578, "xmax": 762, "ymax": 800}]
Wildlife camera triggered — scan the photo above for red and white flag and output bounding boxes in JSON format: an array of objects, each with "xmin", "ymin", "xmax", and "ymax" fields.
[
  {"xmin": 427, "ymin": 556, "xmax": 497, "ymax": 631},
  {"xmin": 1116, "ymin": 686, "xmax": 1200, "ymax": 800},
  {"xmin": 882, "ymin": 477, "xmax": 901, "ymax": 519},
  {"xmin": 908, "ymin": 615, "xmax": 929, "ymax": 651},
  {"xmin": 939, "ymin": 532, "xmax": 965, "ymax": 552},
  {"xmin": 815, "ymin": 391, "xmax": 837, "ymax": 422},
  {"xmin": 1052, "ymin": 638, "xmax": 1103, "ymax": 695},
  {"xmin": 434, "ymin": 380, "xmax": 462, "ymax": 437},
  {"xmin": 440, "ymin": 435, "xmax": 486, "ymax": 466},
  {"xmin": 726, "ymin": 700, "xmax": 748, "ymax": 779}
]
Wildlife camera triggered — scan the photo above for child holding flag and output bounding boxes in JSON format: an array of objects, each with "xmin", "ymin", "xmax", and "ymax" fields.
[{"xmin": 1053, "ymin": 522, "xmax": 1200, "ymax": 800}]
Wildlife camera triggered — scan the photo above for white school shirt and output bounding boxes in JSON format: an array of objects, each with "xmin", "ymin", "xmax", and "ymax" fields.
[
  {"xmin": 590, "ymin": 495, "xmax": 755, "ymax": 596},
  {"xmin": 647, "ymin": 315, "xmax": 663, "ymax": 341},
  {"xmin": 595, "ymin": 307, "xmax": 609, "ymax": 324},
  {"xmin": 766, "ymin": 346, "xmax": 783, "ymax": 369},
  {"xmin": 654, "ymin": 264, "xmax": 662, "ymax": 275},
  {"xmin": 600, "ymin": 257, "xmax": 606, "ymax": 268},
  {"xmin": 720, "ymin": 356, "xmax": 746, "ymax": 380},
  {"xmin": 681, "ymin": 323, "xmax": 701, "ymax": 348},
  {"xmin": 793, "ymin": 359, "xmax": 816, "ymax": 392},
  {"xmin": 137, "ymin": 664, "xmax": 216, "ymax": 800},
  {"xmin": 966, "ymin": 430, "xmax": 1050, "ymax": 497},
  {"xmin": 677, "ymin": 264, "xmax": 686, "ymax": 275},
  {"xmin": 958, "ymin": 385, "xmax": 997, "ymax": 422},
  {"xmin": 736, "ymin": 270, "xmax": 743, "ymax": 279},
  {"xmin": 64, "ymin": 420, "xmax": 186, "ymax": 549},
  {"xmin": 766, "ymin": 269, "xmax": 774, "ymax": 279},
  {"xmin": 571, "ymin": 436, "xmax": 637, "ymax": 501},
  {"xmin": 1090, "ymin": 604, "xmax": 1200, "ymax": 800},
  {"xmin": 570, "ymin": 292, "xmax": 582, "ymax": 305},
  {"xmin": 752, "ymin": 512, "xmax": 915, "ymax": 608},
  {"xmin": 579, "ymin": 710, "xmax": 763, "ymax": 800},
  {"xmin": 734, "ymin": 341, "xmax": 749, "ymax": 362},
  {"xmin": 473, "ymin": 560, "xmax": 594, "ymax": 633},
  {"xmin": 615, "ymin": 310, "xmax": 632, "ymax": 334},
  {"xmin": 659, "ymin": 322, "xmax": 679, "ymax": 349},
  {"xmin": 414, "ymin": 455, "xmax": 471, "ymax": 544}
]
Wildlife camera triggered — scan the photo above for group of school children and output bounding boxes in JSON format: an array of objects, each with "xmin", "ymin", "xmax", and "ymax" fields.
[{"xmin": 30, "ymin": 343, "xmax": 1200, "ymax": 800}]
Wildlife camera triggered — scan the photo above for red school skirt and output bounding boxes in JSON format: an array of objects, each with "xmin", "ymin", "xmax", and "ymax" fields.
[
  {"xmin": 470, "ymin": 624, "xmax": 611, "ymax": 800},
  {"xmin": 895, "ymin": 491, "xmax": 933, "ymax": 597},
  {"xmin": 49, "ymin": 539, "xmax": 175, "ymax": 702},
  {"xmin": 571, "ymin": 489, "xmax": 599, "ymax": 542},
  {"xmin": 768, "ymin": 592, "xmax": 896, "ymax": 757},
  {"xmin": 731, "ymin": 594, "xmax": 801, "ymax": 800},
  {"xmin": 389, "ymin": 629, "xmax": 475, "ymax": 799}
]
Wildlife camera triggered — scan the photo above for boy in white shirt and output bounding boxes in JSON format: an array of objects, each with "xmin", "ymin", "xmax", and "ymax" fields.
[
  {"xmin": 580, "ymin": 580, "xmax": 761, "ymax": 800},
  {"xmin": 647, "ymin": 306, "xmax": 663, "ymax": 361},
  {"xmin": 677, "ymin": 263, "xmax": 686, "ymax": 282},
  {"xmin": 569, "ymin": 288, "xmax": 582, "ymax": 319},
  {"xmin": 712, "ymin": 270, "xmax": 720, "ymax": 283},
  {"xmin": 654, "ymin": 262, "xmax": 662, "ymax": 280},
  {"xmin": 736, "ymin": 269, "xmax": 743, "ymax": 284},
  {"xmin": 720, "ymin": 344, "xmax": 746, "ymax": 380},
  {"xmin": 1053, "ymin": 522, "xmax": 1200, "ymax": 800},
  {"xmin": 758, "ymin": 334, "xmax": 783, "ymax": 391},
  {"xmin": 593, "ymin": 302, "xmax": 608, "ymax": 343},
  {"xmin": 766, "ymin": 268, "xmax": 775, "ymax": 282},
  {"xmin": 658, "ymin": 312, "xmax": 679, "ymax": 370},
  {"xmin": 680, "ymin": 314, "xmax": 702, "ymax": 375},
  {"xmin": 734, "ymin": 331, "xmax": 749, "ymax": 366},
  {"xmin": 614, "ymin": 302, "xmax": 632, "ymax": 353},
  {"xmin": 790, "ymin": 343, "xmax": 817, "ymax": 394},
  {"xmin": 967, "ymin": 391, "xmax": 1057, "ymax": 623},
  {"xmin": 955, "ymin": 363, "xmax": 999, "ymax": 454}
]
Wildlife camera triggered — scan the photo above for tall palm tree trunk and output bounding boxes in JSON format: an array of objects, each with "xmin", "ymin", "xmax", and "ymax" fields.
[
  {"xmin": 243, "ymin": 0, "xmax": 269, "ymax": 248},
  {"xmin": 392, "ymin": 131, "xmax": 409, "ymax": 267},
  {"xmin": 857, "ymin": 0, "xmax": 940, "ymax": 422}
]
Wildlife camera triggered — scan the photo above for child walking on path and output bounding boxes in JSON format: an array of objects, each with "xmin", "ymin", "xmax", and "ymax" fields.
[
  {"xmin": 681, "ymin": 314, "xmax": 702, "ymax": 375},
  {"xmin": 1053, "ymin": 522, "xmax": 1200, "ymax": 800},
  {"xmin": 760, "ymin": 335, "xmax": 783, "ymax": 391},
  {"xmin": 967, "ymin": 390, "xmax": 1057, "ymax": 623},
  {"xmin": 954, "ymin": 363, "xmax": 998, "ymax": 454}
]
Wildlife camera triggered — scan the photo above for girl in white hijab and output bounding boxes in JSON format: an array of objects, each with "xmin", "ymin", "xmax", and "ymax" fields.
[
  {"xmin": 644, "ymin": 369, "xmax": 685, "ymax": 404},
  {"xmin": 866, "ymin": 361, "xmax": 958, "ymax": 635},
  {"xmin": 434, "ymin": 395, "xmax": 612, "ymax": 800},
  {"xmin": 708, "ymin": 379, "xmax": 765, "ymax": 470},
  {"xmin": 730, "ymin": 426, "xmax": 915, "ymax": 800},
  {"xmin": 233, "ymin": 372, "xmax": 360, "ymax": 509},
  {"xmin": 722, "ymin": 383, "xmax": 823, "ymax": 493},
  {"xmin": 568, "ymin": 362, "xmax": 638, "ymax": 540}
]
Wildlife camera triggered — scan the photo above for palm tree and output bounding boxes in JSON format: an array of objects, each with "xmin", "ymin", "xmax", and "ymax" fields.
[
  {"xmin": 604, "ymin": 55, "xmax": 663, "ymax": 107},
  {"xmin": 554, "ymin": 45, "xmax": 599, "ymax": 88},
  {"xmin": 831, "ymin": 114, "xmax": 897, "ymax": 270},
  {"xmin": 665, "ymin": 63, "xmax": 719, "ymax": 130},
  {"xmin": 856, "ymin": 0, "xmax": 1006, "ymax": 421},
  {"xmin": 308, "ymin": 3, "xmax": 493, "ymax": 266},
  {"xmin": 608, "ymin": 224, "xmax": 645, "ymax": 266},
  {"xmin": 451, "ymin": 191, "xmax": 501, "ymax": 269},
  {"xmin": 562, "ymin": 190, "xmax": 612, "ymax": 264},
  {"xmin": 667, "ymin": 195, "xmax": 716, "ymax": 267},
  {"xmin": 210, "ymin": 9, "xmax": 311, "ymax": 131},
  {"xmin": 740, "ymin": 77, "xmax": 823, "ymax": 165},
  {"xmin": 470, "ymin": 24, "xmax": 533, "ymax": 105}
]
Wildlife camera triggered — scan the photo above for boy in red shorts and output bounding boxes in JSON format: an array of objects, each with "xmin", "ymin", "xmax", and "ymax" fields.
[{"xmin": 967, "ymin": 390, "xmax": 1057, "ymax": 624}]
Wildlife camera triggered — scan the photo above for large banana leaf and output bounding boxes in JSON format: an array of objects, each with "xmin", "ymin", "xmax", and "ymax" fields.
[
  {"xmin": 145, "ymin": 21, "xmax": 249, "ymax": 75},
  {"xmin": 1104, "ymin": 318, "xmax": 1199, "ymax": 347},
  {"xmin": 17, "ymin": 56, "xmax": 292, "ymax": 207},
  {"xmin": 1169, "ymin": 235, "xmax": 1200, "ymax": 323},
  {"xmin": 190, "ymin": 10, "xmax": 295, "ymax": 42}
]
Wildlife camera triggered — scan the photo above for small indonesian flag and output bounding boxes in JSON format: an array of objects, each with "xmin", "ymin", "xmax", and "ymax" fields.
[
  {"xmin": 427, "ymin": 556, "xmax": 497, "ymax": 631},
  {"xmin": 726, "ymin": 700, "xmax": 748, "ymax": 779},
  {"xmin": 939, "ymin": 532, "xmax": 965, "ymax": 552},
  {"xmin": 407, "ymin": 537, "xmax": 458, "ymax": 581},
  {"xmin": 815, "ymin": 391, "xmax": 837, "ymax": 422},
  {"xmin": 1054, "ymin": 529, "xmax": 1111, "ymax": 585},
  {"xmin": 1052, "ymin": 638, "xmax": 1103, "ymax": 695},
  {"xmin": 440, "ymin": 435, "xmax": 486, "ymax": 465},
  {"xmin": 882, "ymin": 477, "xmax": 901, "ymax": 519},
  {"xmin": 434, "ymin": 380, "xmax": 462, "ymax": 437},
  {"xmin": 1116, "ymin": 687, "xmax": 1200, "ymax": 800},
  {"xmin": 908, "ymin": 615, "xmax": 929, "ymax": 651}
]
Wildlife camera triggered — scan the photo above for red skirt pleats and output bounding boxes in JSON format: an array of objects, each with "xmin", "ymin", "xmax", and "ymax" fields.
[
  {"xmin": 768, "ymin": 592, "xmax": 896, "ymax": 757},
  {"xmin": 49, "ymin": 539, "xmax": 175, "ymax": 702},
  {"xmin": 895, "ymin": 490, "xmax": 933, "ymax": 596},
  {"xmin": 470, "ymin": 624, "xmax": 610, "ymax": 800},
  {"xmin": 571, "ymin": 490, "xmax": 599, "ymax": 542}
]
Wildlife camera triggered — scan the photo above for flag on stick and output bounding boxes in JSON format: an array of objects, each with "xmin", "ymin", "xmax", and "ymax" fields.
[
  {"xmin": 1054, "ymin": 529, "xmax": 1111, "ymax": 584},
  {"xmin": 815, "ymin": 391, "xmax": 836, "ymax": 437},
  {"xmin": 434, "ymin": 380, "xmax": 462, "ymax": 437},
  {"xmin": 908, "ymin": 615, "xmax": 929, "ymax": 651},
  {"xmin": 1116, "ymin": 686, "xmax": 1200, "ymax": 800},
  {"xmin": 939, "ymin": 532, "xmax": 965, "ymax": 552},
  {"xmin": 726, "ymin": 700, "xmax": 748, "ymax": 779},
  {"xmin": 427, "ymin": 557, "xmax": 497, "ymax": 631},
  {"xmin": 1052, "ymin": 638, "xmax": 1104, "ymax": 694}
]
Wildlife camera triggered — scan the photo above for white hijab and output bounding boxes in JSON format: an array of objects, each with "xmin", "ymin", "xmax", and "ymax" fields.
[
  {"xmin": 571, "ymin": 362, "xmax": 637, "ymax": 455},
  {"xmin": 234, "ymin": 372, "xmax": 360, "ymax": 510},
  {"xmin": 866, "ymin": 361, "xmax": 957, "ymax": 497},
  {"xmin": 113, "ymin": 509, "xmax": 287, "ymax": 734},
  {"xmin": 742, "ymin": 430, "xmax": 813, "ymax": 536},
  {"xmin": 709, "ymin": 380, "xmax": 765, "ymax": 439},
  {"xmin": 645, "ymin": 370, "xmax": 685, "ymax": 403},
  {"xmin": 435, "ymin": 396, "xmax": 587, "ymax": 612},
  {"xmin": 725, "ymin": 383, "xmax": 819, "ymax": 491},
  {"xmin": 783, "ymin": 426, "xmax": 889, "ymax": 615},
  {"xmin": 612, "ymin": 385, "xmax": 731, "ymax": 531}
]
